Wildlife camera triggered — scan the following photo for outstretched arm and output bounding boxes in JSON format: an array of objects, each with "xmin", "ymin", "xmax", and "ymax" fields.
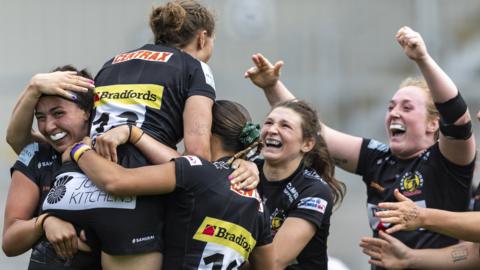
[
  {"xmin": 376, "ymin": 189, "xmax": 480, "ymax": 242},
  {"xmin": 95, "ymin": 125, "xmax": 180, "ymax": 164},
  {"xmin": 67, "ymin": 138, "xmax": 176, "ymax": 196},
  {"xmin": 6, "ymin": 71, "xmax": 93, "ymax": 154},
  {"xmin": 245, "ymin": 53, "xmax": 363, "ymax": 173},
  {"xmin": 361, "ymin": 230, "xmax": 480, "ymax": 269},
  {"xmin": 397, "ymin": 26, "xmax": 476, "ymax": 165}
]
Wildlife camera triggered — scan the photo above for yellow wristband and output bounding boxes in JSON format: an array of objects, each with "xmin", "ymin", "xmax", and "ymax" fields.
[{"xmin": 70, "ymin": 143, "xmax": 92, "ymax": 163}]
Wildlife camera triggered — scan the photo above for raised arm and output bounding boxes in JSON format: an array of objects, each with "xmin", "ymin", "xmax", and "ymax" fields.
[
  {"xmin": 6, "ymin": 71, "xmax": 93, "ymax": 154},
  {"xmin": 397, "ymin": 26, "xmax": 476, "ymax": 165},
  {"xmin": 361, "ymin": 231, "xmax": 480, "ymax": 269},
  {"xmin": 245, "ymin": 53, "xmax": 362, "ymax": 173}
]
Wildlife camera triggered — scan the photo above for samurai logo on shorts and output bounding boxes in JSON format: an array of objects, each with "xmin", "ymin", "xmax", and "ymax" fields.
[
  {"xmin": 47, "ymin": 175, "xmax": 72, "ymax": 204},
  {"xmin": 400, "ymin": 171, "xmax": 424, "ymax": 196}
]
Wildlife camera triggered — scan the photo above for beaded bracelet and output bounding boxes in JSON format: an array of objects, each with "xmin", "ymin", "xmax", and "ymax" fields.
[{"xmin": 70, "ymin": 143, "xmax": 92, "ymax": 163}]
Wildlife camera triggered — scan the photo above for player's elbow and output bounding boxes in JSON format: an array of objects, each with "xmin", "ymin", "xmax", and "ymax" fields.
[
  {"xmin": 102, "ymin": 176, "xmax": 128, "ymax": 196},
  {"xmin": 185, "ymin": 144, "xmax": 210, "ymax": 161},
  {"xmin": 2, "ymin": 240, "xmax": 21, "ymax": 257},
  {"xmin": 5, "ymin": 133, "xmax": 22, "ymax": 155}
]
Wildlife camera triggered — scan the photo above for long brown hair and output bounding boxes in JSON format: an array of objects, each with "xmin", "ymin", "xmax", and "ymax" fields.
[
  {"xmin": 149, "ymin": 0, "xmax": 215, "ymax": 48},
  {"xmin": 274, "ymin": 99, "xmax": 346, "ymax": 206}
]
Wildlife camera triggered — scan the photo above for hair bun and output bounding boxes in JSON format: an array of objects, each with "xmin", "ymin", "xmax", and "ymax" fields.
[{"xmin": 239, "ymin": 122, "xmax": 260, "ymax": 147}]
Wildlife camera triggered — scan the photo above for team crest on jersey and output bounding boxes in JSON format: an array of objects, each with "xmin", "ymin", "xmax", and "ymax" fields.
[
  {"xmin": 400, "ymin": 171, "xmax": 424, "ymax": 196},
  {"xmin": 183, "ymin": 155, "xmax": 202, "ymax": 166},
  {"xmin": 193, "ymin": 217, "xmax": 256, "ymax": 259},
  {"xmin": 297, "ymin": 197, "xmax": 328, "ymax": 214},
  {"xmin": 94, "ymin": 84, "xmax": 163, "ymax": 109},
  {"xmin": 112, "ymin": 50, "xmax": 173, "ymax": 64},
  {"xmin": 270, "ymin": 208, "xmax": 286, "ymax": 234}
]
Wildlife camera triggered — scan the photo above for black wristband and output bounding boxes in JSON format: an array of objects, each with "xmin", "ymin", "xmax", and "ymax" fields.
[{"xmin": 435, "ymin": 93, "xmax": 467, "ymax": 124}]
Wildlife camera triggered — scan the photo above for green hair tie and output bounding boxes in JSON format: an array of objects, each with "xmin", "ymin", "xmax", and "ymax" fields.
[{"xmin": 239, "ymin": 122, "xmax": 261, "ymax": 147}]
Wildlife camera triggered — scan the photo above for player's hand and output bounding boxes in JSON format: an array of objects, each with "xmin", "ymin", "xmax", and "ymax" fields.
[
  {"xmin": 43, "ymin": 216, "xmax": 78, "ymax": 259},
  {"xmin": 95, "ymin": 125, "xmax": 130, "ymax": 163},
  {"xmin": 229, "ymin": 159, "xmax": 259, "ymax": 190},
  {"xmin": 360, "ymin": 230, "xmax": 411, "ymax": 269},
  {"xmin": 396, "ymin": 26, "xmax": 429, "ymax": 62},
  {"xmin": 244, "ymin": 53, "xmax": 283, "ymax": 90},
  {"xmin": 30, "ymin": 71, "xmax": 94, "ymax": 101},
  {"xmin": 375, "ymin": 189, "xmax": 424, "ymax": 234}
]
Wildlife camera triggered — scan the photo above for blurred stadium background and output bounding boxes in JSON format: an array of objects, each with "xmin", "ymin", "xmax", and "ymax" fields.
[{"xmin": 1, "ymin": 0, "xmax": 480, "ymax": 269}]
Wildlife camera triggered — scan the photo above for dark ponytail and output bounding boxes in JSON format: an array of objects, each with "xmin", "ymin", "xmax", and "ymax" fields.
[{"xmin": 211, "ymin": 100, "xmax": 262, "ymax": 164}]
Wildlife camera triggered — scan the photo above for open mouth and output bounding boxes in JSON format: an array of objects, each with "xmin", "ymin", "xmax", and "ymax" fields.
[
  {"xmin": 50, "ymin": 132, "xmax": 67, "ymax": 141},
  {"xmin": 265, "ymin": 138, "xmax": 283, "ymax": 148},
  {"xmin": 389, "ymin": 123, "xmax": 406, "ymax": 138}
]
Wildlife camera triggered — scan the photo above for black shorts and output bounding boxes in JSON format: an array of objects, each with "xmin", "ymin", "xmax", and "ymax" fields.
[
  {"xmin": 28, "ymin": 238, "xmax": 101, "ymax": 270},
  {"xmin": 43, "ymin": 144, "xmax": 165, "ymax": 255}
]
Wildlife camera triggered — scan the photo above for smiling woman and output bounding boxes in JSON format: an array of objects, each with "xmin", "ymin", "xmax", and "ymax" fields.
[
  {"xmin": 254, "ymin": 99, "xmax": 345, "ymax": 269},
  {"xmin": 3, "ymin": 65, "xmax": 101, "ymax": 269},
  {"xmin": 35, "ymin": 96, "xmax": 90, "ymax": 153}
]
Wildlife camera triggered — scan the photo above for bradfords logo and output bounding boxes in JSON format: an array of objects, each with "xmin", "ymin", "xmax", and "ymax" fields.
[
  {"xmin": 112, "ymin": 50, "xmax": 173, "ymax": 64},
  {"xmin": 193, "ymin": 217, "xmax": 256, "ymax": 259},
  {"xmin": 94, "ymin": 84, "xmax": 163, "ymax": 109}
]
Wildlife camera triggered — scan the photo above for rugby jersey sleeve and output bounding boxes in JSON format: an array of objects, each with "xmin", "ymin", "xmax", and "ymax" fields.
[
  {"xmin": 10, "ymin": 143, "xmax": 42, "ymax": 185},
  {"xmin": 186, "ymin": 57, "xmax": 216, "ymax": 100},
  {"xmin": 356, "ymin": 138, "xmax": 390, "ymax": 184},
  {"xmin": 174, "ymin": 155, "xmax": 212, "ymax": 191}
]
